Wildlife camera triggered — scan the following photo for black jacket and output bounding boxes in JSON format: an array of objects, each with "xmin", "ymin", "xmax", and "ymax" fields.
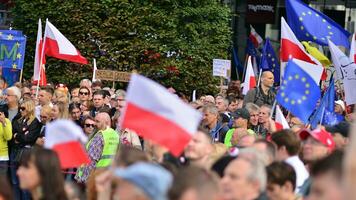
[{"xmin": 12, "ymin": 117, "xmax": 42, "ymax": 149}]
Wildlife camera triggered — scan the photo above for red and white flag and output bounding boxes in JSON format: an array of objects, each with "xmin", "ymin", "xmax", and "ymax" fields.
[
  {"xmin": 44, "ymin": 20, "xmax": 88, "ymax": 64},
  {"xmin": 33, "ymin": 19, "xmax": 47, "ymax": 86},
  {"xmin": 249, "ymin": 25, "xmax": 263, "ymax": 48},
  {"xmin": 242, "ymin": 56, "xmax": 256, "ymax": 95},
  {"xmin": 120, "ymin": 74, "xmax": 202, "ymax": 156},
  {"xmin": 349, "ymin": 33, "xmax": 356, "ymax": 62},
  {"xmin": 280, "ymin": 17, "xmax": 323, "ymax": 81},
  {"xmin": 44, "ymin": 119, "xmax": 89, "ymax": 169},
  {"xmin": 275, "ymin": 105, "xmax": 290, "ymax": 129}
]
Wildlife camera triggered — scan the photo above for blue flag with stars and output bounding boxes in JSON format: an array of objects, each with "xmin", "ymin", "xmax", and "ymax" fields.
[
  {"xmin": 286, "ymin": 0, "xmax": 350, "ymax": 48},
  {"xmin": 0, "ymin": 30, "xmax": 27, "ymax": 70},
  {"xmin": 276, "ymin": 59, "xmax": 321, "ymax": 123},
  {"xmin": 260, "ymin": 38, "xmax": 280, "ymax": 85},
  {"xmin": 309, "ymin": 78, "xmax": 343, "ymax": 128}
]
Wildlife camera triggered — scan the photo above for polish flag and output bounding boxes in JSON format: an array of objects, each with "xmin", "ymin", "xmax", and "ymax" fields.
[
  {"xmin": 275, "ymin": 105, "xmax": 290, "ymax": 129},
  {"xmin": 33, "ymin": 19, "xmax": 47, "ymax": 86},
  {"xmin": 249, "ymin": 25, "xmax": 263, "ymax": 48},
  {"xmin": 120, "ymin": 74, "xmax": 202, "ymax": 156},
  {"xmin": 44, "ymin": 20, "xmax": 88, "ymax": 64},
  {"xmin": 349, "ymin": 33, "xmax": 356, "ymax": 62},
  {"xmin": 44, "ymin": 119, "xmax": 89, "ymax": 169},
  {"xmin": 280, "ymin": 17, "xmax": 324, "ymax": 81},
  {"xmin": 242, "ymin": 56, "xmax": 256, "ymax": 95}
]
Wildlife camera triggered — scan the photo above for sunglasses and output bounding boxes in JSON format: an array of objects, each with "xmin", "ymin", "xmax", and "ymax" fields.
[
  {"xmin": 84, "ymin": 124, "xmax": 95, "ymax": 128},
  {"xmin": 79, "ymin": 92, "xmax": 89, "ymax": 96},
  {"xmin": 20, "ymin": 107, "xmax": 26, "ymax": 111}
]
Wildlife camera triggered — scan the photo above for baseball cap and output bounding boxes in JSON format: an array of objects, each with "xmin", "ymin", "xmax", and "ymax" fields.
[
  {"xmin": 335, "ymin": 100, "xmax": 345, "ymax": 111},
  {"xmin": 299, "ymin": 128, "xmax": 335, "ymax": 151},
  {"xmin": 231, "ymin": 108, "xmax": 250, "ymax": 120},
  {"xmin": 114, "ymin": 162, "xmax": 173, "ymax": 200}
]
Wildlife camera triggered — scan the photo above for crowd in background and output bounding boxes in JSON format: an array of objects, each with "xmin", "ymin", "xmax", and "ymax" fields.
[{"xmin": 0, "ymin": 71, "xmax": 354, "ymax": 200}]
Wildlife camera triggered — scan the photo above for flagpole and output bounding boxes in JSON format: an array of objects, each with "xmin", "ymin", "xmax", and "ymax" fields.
[
  {"xmin": 257, "ymin": 68, "xmax": 263, "ymax": 88},
  {"xmin": 19, "ymin": 69, "xmax": 23, "ymax": 83},
  {"xmin": 270, "ymin": 99, "xmax": 277, "ymax": 119},
  {"xmin": 319, "ymin": 106, "xmax": 326, "ymax": 125},
  {"xmin": 242, "ymin": 55, "xmax": 248, "ymax": 82},
  {"xmin": 36, "ymin": 18, "xmax": 48, "ymax": 99}
]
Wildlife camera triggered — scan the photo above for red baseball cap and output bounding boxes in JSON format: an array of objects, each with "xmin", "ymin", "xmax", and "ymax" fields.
[{"xmin": 299, "ymin": 128, "xmax": 335, "ymax": 152}]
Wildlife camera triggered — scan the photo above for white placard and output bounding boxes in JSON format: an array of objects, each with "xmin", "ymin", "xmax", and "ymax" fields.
[{"xmin": 213, "ymin": 59, "xmax": 230, "ymax": 78}]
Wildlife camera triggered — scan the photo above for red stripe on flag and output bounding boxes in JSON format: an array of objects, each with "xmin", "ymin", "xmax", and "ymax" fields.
[
  {"xmin": 52, "ymin": 141, "xmax": 89, "ymax": 169},
  {"xmin": 45, "ymin": 38, "xmax": 88, "ymax": 64},
  {"xmin": 281, "ymin": 39, "xmax": 316, "ymax": 64},
  {"xmin": 122, "ymin": 102, "xmax": 192, "ymax": 156},
  {"xmin": 249, "ymin": 76, "xmax": 256, "ymax": 89},
  {"xmin": 249, "ymin": 34, "xmax": 259, "ymax": 48}
]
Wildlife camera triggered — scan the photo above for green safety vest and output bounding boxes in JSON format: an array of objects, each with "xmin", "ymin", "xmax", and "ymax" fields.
[{"xmin": 76, "ymin": 128, "xmax": 119, "ymax": 179}]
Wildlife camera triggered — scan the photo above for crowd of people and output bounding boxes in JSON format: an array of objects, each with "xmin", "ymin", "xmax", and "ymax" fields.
[{"xmin": 0, "ymin": 70, "xmax": 354, "ymax": 200}]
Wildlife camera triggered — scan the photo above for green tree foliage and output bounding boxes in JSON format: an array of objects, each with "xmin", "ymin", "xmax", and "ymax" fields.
[{"xmin": 12, "ymin": 0, "xmax": 231, "ymax": 95}]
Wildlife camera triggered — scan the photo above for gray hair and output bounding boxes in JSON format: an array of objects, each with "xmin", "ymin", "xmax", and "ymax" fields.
[
  {"xmin": 7, "ymin": 86, "xmax": 22, "ymax": 101},
  {"xmin": 238, "ymin": 147, "xmax": 267, "ymax": 192},
  {"xmin": 80, "ymin": 79, "xmax": 92, "ymax": 87},
  {"xmin": 202, "ymin": 104, "xmax": 219, "ymax": 116},
  {"xmin": 245, "ymin": 103, "xmax": 260, "ymax": 113}
]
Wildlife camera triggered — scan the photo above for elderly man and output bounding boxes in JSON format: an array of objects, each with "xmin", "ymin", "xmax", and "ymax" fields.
[
  {"xmin": 201, "ymin": 104, "xmax": 229, "ymax": 143},
  {"xmin": 5, "ymin": 86, "xmax": 21, "ymax": 121},
  {"xmin": 243, "ymin": 71, "xmax": 275, "ymax": 107},
  {"xmin": 221, "ymin": 148, "xmax": 267, "ymax": 200}
]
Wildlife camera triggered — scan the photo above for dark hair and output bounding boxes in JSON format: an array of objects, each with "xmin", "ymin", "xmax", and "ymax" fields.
[
  {"xmin": 79, "ymin": 86, "xmax": 91, "ymax": 95},
  {"xmin": 81, "ymin": 115, "xmax": 95, "ymax": 128},
  {"xmin": 68, "ymin": 102, "xmax": 81, "ymax": 113},
  {"xmin": 20, "ymin": 147, "xmax": 68, "ymax": 200},
  {"xmin": 168, "ymin": 166, "xmax": 220, "ymax": 200},
  {"xmin": 254, "ymin": 139, "xmax": 277, "ymax": 160},
  {"xmin": 0, "ymin": 175, "xmax": 13, "ymax": 200},
  {"xmin": 0, "ymin": 104, "xmax": 9, "ymax": 118},
  {"xmin": 311, "ymin": 150, "xmax": 344, "ymax": 178},
  {"xmin": 267, "ymin": 161, "xmax": 296, "ymax": 191},
  {"xmin": 114, "ymin": 146, "xmax": 148, "ymax": 167},
  {"xmin": 102, "ymin": 90, "xmax": 111, "ymax": 98},
  {"xmin": 93, "ymin": 90, "xmax": 106, "ymax": 98},
  {"xmin": 91, "ymin": 80, "xmax": 102, "ymax": 88},
  {"xmin": 271, "ymin": 129, "xmax": 301, "ymax": 156},
  {"xmin": 40, "ymin": 85, "xmax": 54, "ymax": 96},
  {"xmin": 227, "ymin": 96, "xmax": 238, "ymax": 105}
]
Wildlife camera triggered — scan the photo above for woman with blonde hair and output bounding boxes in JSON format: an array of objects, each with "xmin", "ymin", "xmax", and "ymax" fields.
[
  {"xmin": 51, "ymin": 102, "xmax": 69, "ymax": 120},
  {"xmin": 10, "ymin": 99, "xmax": 42, "ymax": 200},
  {"xmin": 53, "ymin": 89, "xmax": 69, "ymax": 104}
]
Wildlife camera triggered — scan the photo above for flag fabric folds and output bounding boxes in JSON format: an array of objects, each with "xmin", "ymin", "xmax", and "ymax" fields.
[
  {"xmin": 302, "ymin": 41, "xmax": 331, "ymax": 67},
  {"xmin": 242, "ymin": 56, "xmax": 256, "ymax": 95},
  {"xmin": 45, "ymin": 120, "xmax": 90, "ymax": 169},
  {"xmin": 120, "ymin": 74, "xmax": 202, "ymax": 156},
  {"xmin": 33, "ymin": 19, "xmax": 47, "ymax": 86},
  {"xmin": 275, "ymin": 105, "xmax": 290, "ymax": 129},
  {"xmin": 44, "ymin": 20, "xmax": 88, "ymax": 64},
  {"xmin": 276, "ymin": 59, "xmax": 321, "ymax": 123},
  {"xmin": 249, "ymin": 25, "xmax": 263, "ymax": 48},
  {"xmin": 309, "ymin": 78, "xmax": 336, "ymax": 129},
  {"xmin": 328, "ymin": 40, "xmax": 356, "ymax": 105},
  {"xmin": 286, "ymin": 0, "xmax": 350, "ymax": 47},
  {"xmin": 349, "ymin": 33, "xmax": 356, "ymax": 62},
  {"xmin": 260, "ymin": 38, "xmax": 280, "ymax": 85}
]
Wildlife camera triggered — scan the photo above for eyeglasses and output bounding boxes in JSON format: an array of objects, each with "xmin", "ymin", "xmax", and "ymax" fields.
[
  {"xmin": 79, "ymin": 92, "xmax": 89, "ymax": 96},
  {"xmin": 20, "ymin": 107, "xmax": 26, "ymax": 111},
  {"xmin": 84, "ymin": 124, "xmax": 95, "ymax": 128}
]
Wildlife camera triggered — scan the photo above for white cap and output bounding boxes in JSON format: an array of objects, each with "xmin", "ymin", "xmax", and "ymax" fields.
[{"xmin": 335, "ymin": 100, "xmax": 345, "ymax": 111}]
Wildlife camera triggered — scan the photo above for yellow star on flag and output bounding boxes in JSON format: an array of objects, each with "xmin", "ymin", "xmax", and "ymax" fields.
[
  {"xmin": 7, "ymin": 34, "xmax": 14, "ymax": 40},
  {"xmin": 12, "ymin": 63, "xmax": 17, "ymax": 69},
  {"xmin": 16, "ymin": 53, "xmax": 22, "ymax": 59}
]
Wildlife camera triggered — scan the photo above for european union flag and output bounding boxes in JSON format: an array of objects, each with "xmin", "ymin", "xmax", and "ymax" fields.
[
  {"xmin": 309, "ymin": 78, "xmax": 344, "ymax": 128},
  {"xmin": 309, "ymin": 78, "xmax": 335, "ymax": 128},
  {"xmin": 260, "ymin": 38, "xmax": 280, "ymax": 85},
  {"xmin": 276, "ymin": 59, "xmax": 321, "ymax": 123},
  {"xmin": 0, "ymin": 30, "xmax": 27, "ymax": 70},
  {"xmin": 286, "ymin": 0, "xmax": 351, "ymax": 48}
]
